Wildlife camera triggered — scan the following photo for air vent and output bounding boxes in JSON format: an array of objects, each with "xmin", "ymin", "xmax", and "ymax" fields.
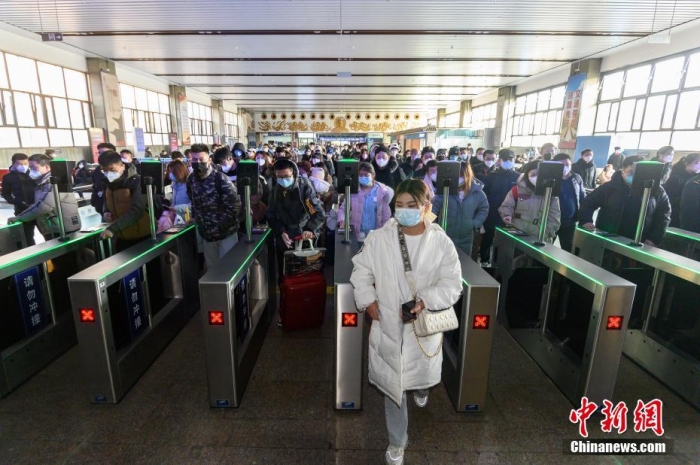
[{"xmin": 337, "ymin": 71, "xmax": 352, "ymax": 78}]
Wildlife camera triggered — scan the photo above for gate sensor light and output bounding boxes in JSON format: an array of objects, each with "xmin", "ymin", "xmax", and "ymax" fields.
[
  {"xmin": 209, "ymin": 311, "xmax": 224, "ymax": 325},
  {"xmin": 606, "ymin": 316, "xmax": 623, "ymax": 330},
  {"xmin": 342, "ymin": 313, "xmax": 358, "ymax": 327},
  {"xmin": 79, "ymin": 308, "xmax": 95, "ymax": 323},
  {"xmin": 472, "ymin": 315, "xmax": 490, "ymax": 330}
]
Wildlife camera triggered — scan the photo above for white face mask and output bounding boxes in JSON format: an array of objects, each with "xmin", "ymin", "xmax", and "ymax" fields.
[
  {"xmin": 529, "ymin": 175, "xmax": 538, "ymax": 185},
  {"xmin": 563, "ymin": 166, "xmax": 571, "ymax": 176},
  {"xmin": 429, "ymin": 172, "xmax": 437, "ymax": 182},
  {"xmin": 29, "ymin": 169, "xmax": 43, "ymax": 180},
  {"xmin": 121, "ymin": 158, "xmax": 130, "ymax": 164},
  {"xmin": 105, "ymin": 170, "xmax": 121, "ymax": 183},
  {"xmin": 15, "ymin": 164, "xmax": 28, "ymax": 174},
  {"xmin": 376, "ymin": 158, "xmax": 389, "ymax": 168},
  {"xmin": 312, "ymin": 158, "xmax": 320, "ymax": 164},
  {"xmin": 458, "ymin": 177, "xmax": 465, "ymax": 186},
  {"xmin": 663, "ymin": 154, "xmax": 673, "ymax": 163},
  {"xmin": 476, "ymin": 154, "xmax": 484, "ymax": 161},
  {"xmin": 484, "ymin": 160, "xmax": 495, "ymax": 168},
  {"xmin": 256, "ymin": 158, "xmax": 266, "ymax": 166},
  {"xmin": 221, "ymin": 164, "xmax": 232, "ymax": 173}
]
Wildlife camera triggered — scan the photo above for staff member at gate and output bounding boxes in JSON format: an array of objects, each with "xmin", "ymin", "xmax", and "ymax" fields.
[{"xmin": 350, "ymin": 179, "xmax": 462, "ymax": 465}]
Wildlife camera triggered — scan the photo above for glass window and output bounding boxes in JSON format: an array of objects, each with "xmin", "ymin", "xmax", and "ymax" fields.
[
  {"xmin": 72, "ymin": 129, "xmax": 88, "ymax": 147},
  {"xmin": 550, "ymin": 86, "xmax": 566, "ymax": 108},
  {"xmin": 537, "ymin": 89, "xmax": 551, "ymax": 112},
  {"xmin": 6, "ymin": 54, "xmax": 40, "ymax": 93},
  {"xmin": 13, "ymin": 92, "xmax": 35, "ymax": 127},
  {"xmin": 37, "ymin": 62, "xmax": 65, "ymax": 97},
  {"xmin": 525, "ymin": 93, "xmax": 538, "ymax": 113},
  {"xmin": 48, "ymin": 128, "xmax": 73, "ymax": 146},
  {"xmin": 671, "ymin": 130, "xmax": 700, "ymax": 150},
  {"xmin": 601, "ymin": 71, "xmax": 624, "ymax": 100},
  {"xmin": 674, "ymin": 90, "xmax": 700, "ymax": 129},
  {"xmin": 53, "ymin": 98, "xmax": 71, "ymax": 129},
  {"xmin": 624, "ymin": 65, "xmax": 652, "ymax": 97},
  {"xmin": 534, "ymin": 112, "xmax": 544, "ymax": 134},
  {"xmin": 34, "ymin": 95, "xmax": 45, "ymax": 127},
  {"xmin": 608, "ymin": 102, "xmax": 620, "ymax": 132},
  {"xmin": 651, "ymin": 56, "xmax": 685, "ymax": 93},
  {"xmin": 19, "ymin": 127, "xmax": 48, "ymax": 147},
  {"xmin": 0, "ymin": 127, "xmax": 19, "ymax": 147},
  {"xmin": 83, "ymin": 102, "xmax": 92, "ymax": 128},
  {"xmin": 642, "ymin": 95, "xmax": 665, "ymax": 131},
  {"xmin": 546, "ymin": 110, "xmax": 557, "ymax": 134},
  {"xmin": 3, "ymin": 91, "xmax": 14, "ymax": 125},
  {"xmin": 632, "ymin": 99, "xmax": 646, "ymax": 130},
  {"xmin": 639, "ymin": 131, "xmax": 671, "ymax": 149},
  {"xmin": 120, "ymin": 84, "xmax": 135, "ymax": 108},
  {"xmin": 0, "ymin": 53, "xmax": 8, "ymax": 89},
  {"xmin": 683, "ymin": 52, "xmax": 700, "ymax": 88},
  {"xmin": 64, "ymin": 69, "xmax": 89, "ymax": 101},
  {"xmin": 616, "ymin": 99, "xmax": 636, "ymax": 132},
  {"xmin": 44, "ymin": 97, "xmax": 55, "ymax": 127},
  {"xmin": 68, "ymin": 99, "xmax": 84, "ymax": 129},
  {"xmin": 134, "ymin": 87, "xmax": 148, "ymax": 111},
  {"xmin": 515, "ymin": 96, "xmax": 526, "ymax": 115},
  {"xmin": 616, "ymin": 132, "xmax": 641, "ymax": 150},
  {"xmin": 661, "ymin": 94, "xmax": 678, "ymax": 129},
  {"xmin": 159, "ymin": 94, "xmax": 169, "ymax": 114},
  {"xmin": 147, "ymin": 91, "xmax": 160, "ymax": 112}
]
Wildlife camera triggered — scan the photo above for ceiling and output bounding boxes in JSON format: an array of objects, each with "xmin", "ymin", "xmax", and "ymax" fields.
[{"xmin": 2, "ymin": 0, "xmax": 700, "ymax": 112}]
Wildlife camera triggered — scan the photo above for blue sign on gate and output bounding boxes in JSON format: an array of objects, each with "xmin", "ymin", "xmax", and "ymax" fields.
[
  {"xmin": 13, "ymin": 266, "xmax": 48, "ymax": 336},
  {"xmin": 134, "ymin": 128, "xmax": 145, "ymax": 152},
  {"xmin": 123, "ymin": 268, "xmax": 147, "ymax": 339}
]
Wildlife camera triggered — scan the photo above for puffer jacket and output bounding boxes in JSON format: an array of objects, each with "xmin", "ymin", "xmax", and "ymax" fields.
[
  {"xmin": 16, "ymin": 172, "xmax": 81, "ymax": 236},
  {"xmin": 431, "ymin": 180, "xmax": 489, "ymax": 255},
  {"xmin": 338, "ymin": 181, "xmax": 393, "ymax": 237},
  {"xmin": 350, "ymin": 219, "xmax": 462, "ymax": 406},
  {"xmin": 187, "ymin": 165, "xmax": 242, "ymax": 242},
  {"xmin": 572, "ymin": 158, "xmax": 597, "ymax": 190},
  {"xmin": 578, "ymin": 170, "xmax": 671, "ymax": 245},
  {"xmin": 663, "ymin": 162, "xmax": 696, "ymax": 227},
  {"xmin": 498, "ymin": 176, "xmax": 561, "ymax": 239},
  {"xmin": 371, "ymin": 157, "xmax": 406, "ymax": 190},
  {"xmin": 483, "ymin": 167, "xmax": 520, "ymax": 228}
]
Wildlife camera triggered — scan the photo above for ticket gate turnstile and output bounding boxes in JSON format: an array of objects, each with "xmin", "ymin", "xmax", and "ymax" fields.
[
  {"xmin": 659, "ymin": 227, "xmax": 700, "ymax": 261},
  {"xmin": 68, "ymin": 226, "xmax": 199, "ymax": 404},
  {"xmin": 0, "ymin": 230, "xmax": 109, "ymax": 397},
  {"xmin": 0, "ymin": 222, "xmax": 26, "ymax": 257},
  {"xmin": 200, "ymin": 230, "xmax": 276, "ymax": 408},
  {"xmin": 573, "ymin": 227, "xmax": 700, "ymax": 409},
  {"xmin": 333, "ymin": 230, "xmax": 501, "ymax": 413},
  {"xmin": 493, "ymin": 227, "xmax": 636, "ymax": 406}
]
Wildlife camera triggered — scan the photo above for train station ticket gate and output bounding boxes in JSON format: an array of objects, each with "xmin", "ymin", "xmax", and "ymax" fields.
[
  {"xmin": 68, "ymin": 226, "xmax": 199, "ymax": 403},
  {"xmin": 659, "ymin": 227, "xmax": 700, "ymax": 261},
  {"xmin": 0, "ymin": 222, "xmax": 26, "ymax": 257},
  {"xmin": 493, "ymin": 227, "xmax": 636, "ymax": 406},
  {"xmin": 0, "ymin": 230, "xmax": 110, "ymax": 397},
  {"xmin": 199, "ymin": 230, "xmax": 276, "ymax": 408},
  {"xmin": 573, "ymin": 227, "xmax": 700, "ymax": 409},
  {"xmin": 334, "ymin": 230, "xmax": 501, "ymax": 413}
]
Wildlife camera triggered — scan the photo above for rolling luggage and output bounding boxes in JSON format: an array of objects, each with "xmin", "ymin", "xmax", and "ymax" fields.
[{"xmin": 280, "ymin": 271, "xmax": 326, "ymax": 332}]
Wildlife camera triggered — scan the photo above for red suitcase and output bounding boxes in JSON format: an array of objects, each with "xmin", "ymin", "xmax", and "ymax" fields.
[{"xmin": 280, "ymin": 272, "xmax": 326, "ymax": 332}]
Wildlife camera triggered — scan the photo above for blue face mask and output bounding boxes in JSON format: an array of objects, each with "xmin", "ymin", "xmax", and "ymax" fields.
[
  {"xmin": 501, "ymin": 160, "xmax": 514, "ymax": 170},
  {"xmin": 278, "ymin": 177, "xmax": 294, "ymax": 189},
  {"xmin": 169, "ymin": 173, "xmax": 177, "ymax": 183},
  {"xmin": 394, "ymin": 208, "xmax": 423, "ymax": 227},
  {"xmin": 449, "ymin": 156, "xmax": 458, "ymax": 161},
  {"xmin": 358, "ymin": 176, "xmax": 372, "ymax": 186},
  {"xmin": 625, "ymin": 174, "xmax": 634, "ymax": 185}
]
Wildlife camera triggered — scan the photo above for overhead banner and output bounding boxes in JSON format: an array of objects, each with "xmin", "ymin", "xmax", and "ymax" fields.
[{"xmin": 559, "ymin": 73, "xmax": 587, "ymax": 150}]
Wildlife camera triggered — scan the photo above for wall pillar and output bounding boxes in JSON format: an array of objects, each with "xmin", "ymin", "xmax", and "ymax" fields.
[
  {"xmin": 459, "ymin": 100, "xmax": 472, "ymax": 128},
  {"xmin": 493, "ymin": 86, "xmax": 516, "ymax": 150},
  {"xmin": 437, "ymin": 108, "xmax": 446, "ymax": 128},
  {"xmin": 86, "ymin": 58, "xmax": 125, "ymax": 148},
  {"xmin": 169, "ymin": 85, "xmax": 190, "ymax": 147}
]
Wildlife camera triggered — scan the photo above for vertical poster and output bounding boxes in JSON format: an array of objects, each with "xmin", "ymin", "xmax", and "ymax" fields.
[
  {"xmin": 134, "ymin": 128, "xmax": 145, "ymax": 153},
  {"xmin": 100, "ymin": 72, "xmax": 126, "ymax": 147},
  {"xmin": 13, "ymin": 266, "xmax": 48, "ymax": 336},
  {"xmin": 169, "ymin": 132, "xmax": 179, "ymax": 153},
  {"xmin": 178, "ymin": 91, "xmax": 191, "ymax": 146},
  {"xmin": 559, "ymin": 73, "xmax": 587, "ymax": 150},
  {"xmin": 88, "ymin": 127, "xmax": 106, "ymax": 163},
  {"xmin": 123, "ymin": 268, "xmax": 147, "ymax": 339}
]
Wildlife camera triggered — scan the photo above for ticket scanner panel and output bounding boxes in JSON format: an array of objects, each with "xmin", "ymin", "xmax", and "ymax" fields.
[
  {"xmin": 68, "ymin": 226, "xmax": 199, "ymax": 403},
  {"xmin": 494, "ymin": 227, "xmax": 636, "ymax": 406},
  {"xmin": 200, "ymin": 230, "xmax": 276, "ymax": 408},
  {"xmin": 0, "ymin": 222, "xmax": 26, "ymax": 257},
  {"xmin": 0, "ymin": 230, "xmax": 109, "ymax": 396},
  {"xmin": 574, "ymin": 227, "xmax": 700, "ymax": 409}
]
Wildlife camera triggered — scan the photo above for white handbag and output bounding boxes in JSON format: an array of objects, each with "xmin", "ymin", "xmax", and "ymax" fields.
[{"xmin": 397, "ymin": 226, "xmax": 459, "ymax": 358}]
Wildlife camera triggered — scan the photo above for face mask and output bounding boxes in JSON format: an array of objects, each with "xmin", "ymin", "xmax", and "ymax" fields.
[
  {"xmin": 458, "ymin": 177, "xmax": 465, "ymax": 186},
  {"xmin": 394, "ymin": 208, "xmax": 423, "ymax": 227},
  {"xmin": 29, "ymin": 169, "xmax": 43, "ymax": 180},
  {"xmin": 693, "ymin": 163, "xmax": 700, "ymax": 174},
  {"xmin": 583, "ymin": 156, "xmax": 592, "ymax": 163},
  {"xmin": 15, "ymin": 164, "xmax": 28, "ymax": 174},
  {"xmin": 423, "ymin": 156, "xmax": 433, "ymax": 162},
  {"xmin": 501, "ymin": 160, "xmax": 514, "ymax": 170},
  {"xmin": 449, "ymin": 156, "xmax": 458, "ymax": 161},
  {"xmin": 563, "ymin": 166, "xmax": 571, "ymax": 176},
  {"xmin": 429, "ymin": 173, "xmax": 437, "ymax": 182},
  {"xmin": 484, "ymin": 160, "xmax": 496, "ymax": 168},
  {"xmin": 278, "ymin": 177, "xmax": 294, "ymax": 188},
  {"xmin": 476, "ymin": 154, "xmax": 484, "ymax": 162},
  {"xmin": 104, "ymin": 170, "xmax": 121, "ymax": 183},
  {"xmin": 169, "ymin": 173, "xmax": 177, "ymax": 183},
  {"xmin": 663, "ymin": 155, "xmax": 673, "ymax": 163},
  {"xmin": 221, "ymin": 164, "xmax": 232, "ymax": 173},
  {"xmin": 263, "ymin": 148, "xmax": 269, "ymax": 153},
  {"xmin": 256, "ymin": 158, "xmax": 266, "ymax": 166},
  {"xmin": 358, "ymin": 176, "xmax": 372, "ymax": 186},
  {"xmin": 300, "ymin": 172, "xmax": 308, "ymax": 178},
  {"xmin": 460, "ymin": 154, "xmax": 469, "ymax": 160},
  {"xmin": 625, "ymin": 174, "xmax": 634, "ymax": 185},
  {"xmin": 529, "ymin": 176, "xmax": 538, "ymax": 186},
  {"xmin": 121, "ymin": 158, "xmax": 130, "ymax": 164},
  {"xmin": 192, "ymin": 161, "xmax": 208, "ymax": 175},
  {"xmin": 188, "ymin": 166, "xmax": 194, "ymax": 174},
  {"xmin": 458, "ymin": 191, "xmax": 465, "ymax": 200},
  {"xmin": 312, "ymin": 158, "xmax": 320, "ymax": 164},
  {"xmin": 376, "ymin": 158, "xmax": 388, "ymax": 168}
]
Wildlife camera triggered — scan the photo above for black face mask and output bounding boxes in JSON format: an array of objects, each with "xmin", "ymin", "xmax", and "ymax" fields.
[{"xmin": 192, "ymin": 161, "xmax": 209, "ymax": 175}]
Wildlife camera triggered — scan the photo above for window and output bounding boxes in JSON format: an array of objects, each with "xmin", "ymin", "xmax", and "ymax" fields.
[
  {"xmin": 594, "ymin": 47, "xmax": 700, "ymax": 150},
  {"xmin": 444, "ymin": 112, "xmax": 460, "ymax": 127},
  {"xmin": 464, "ymin": 102, "xmax": 497, "ymax": 130},
  {"xmin": 187, "ymin": 101, "xmax": 213, "ymax": 144},
  {"xmin": 120, "ymin": 83, "xmax": 172, "ymax": 147},
  {"xmin": 506, "ymin": 84, "xmax": 565, "ymax": 147},
  {"xmin": 224, "ymin": 111, "xmax": 239, "ymax": 141},
  {"xmin": 0, "ymin": 51, "xmax": 92, "ymax": 148}
]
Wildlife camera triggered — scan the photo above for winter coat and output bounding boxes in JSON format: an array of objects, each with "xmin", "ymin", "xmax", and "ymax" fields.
[
  {"xmin": 2, "ymin": 168, "xmax": 36, "ymax": 215},
  {"xmin": 651, "ymin": 157, "xmax": 673, "ymax": 185},
  {"xmin": 431, "ymin": 180, "xmax": 489, "ymax": 254},
  {"xmin": 16, "ymin": 172, "xmax": 81, "ymax": 236},
  {"xmin": 572, "ymin": 158, "xmax": 597, "ymax": 190},
  {"xmin": 680, "ymin": 175, "xmax": 700, "ymax": 233},
  {"xmin": 266, "ymin": 162, "xmax": 326, "ymax": 239},
  {"xmin": 498, "ymin": 176, "xmax": 561, "ymax": 239},
  {"xmin": 103, "ymin": 164, "xmax": 153, "ymax": 241},
  {"xmin": 350, "ymin": 219, "xmax": 463, "ymax": 406},
  {"xmin": 337, "ymin": 181, "xmax": 393, "ymax": 237},
  {"xmin": 186, "ymin": 165, "xmax": 242, "ymax": 242},
  {"xmin": 483, "ymin": 168, "xmax": 521, "ymax": 228},
  {"xmin": 421, "ymin": 174, "xmax": 437, "ymax": 201},
  {"xmin": 578, "ymin": 170, "xmax": 671, "ymax": 245},
  {"xmin": 662, "ymin": 163, "xmax": 696, "ymax": 227},
  {"xmin": 371, "ymin": 157, "xmax": 406, "ymax": 190},
  {"xmin": 607, "ymin": 153, "xmax": 625, "ymax": 171},
  {"xmin": 558, "ymin": 172, "xmax": 587, "ymax": 226}
]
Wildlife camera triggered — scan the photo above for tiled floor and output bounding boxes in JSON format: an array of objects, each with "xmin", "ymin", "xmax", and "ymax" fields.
[{"xmin": 0, "ymin": 265, "xmax": 698, "ymax": 464}]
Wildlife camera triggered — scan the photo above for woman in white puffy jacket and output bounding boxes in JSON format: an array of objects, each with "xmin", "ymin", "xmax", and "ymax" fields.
[{"xmin": 350, "ymin": 179, "xmax": 462, "ymax": 465}]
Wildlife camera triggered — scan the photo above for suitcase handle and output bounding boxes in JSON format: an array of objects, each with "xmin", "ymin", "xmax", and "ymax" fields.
[{"xmin": 294, "ymin": 238, "xmax": 316, "ymax": 252}]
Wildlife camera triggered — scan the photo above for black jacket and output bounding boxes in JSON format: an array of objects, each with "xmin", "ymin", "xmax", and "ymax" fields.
[
  {"xmin": 680, "ymin": 175, "xmax": 700, "ymax": 233},
  {"xmin": 483, "ymin": 167, "xmax": 520, "ymax": 227},
  {"xmin": 607, "ymin": 153, "xmax": 625, "ymax": 171},
  {"xmin": 2, "ymin": 169, "xmax": 36, "ymax": 215},
  {"xmin": 578, "ymin": 171, "xmax": 671, "ymax": 245},
  {"xmin": 266, "ymin": 162, "xmax": 326, "ymax": 239},
  {"xmin": 90, "ymin": 166, "xmax": 105, "ymax": 214},
  {"xmin": 663, "ymin": 163, "xmax": 696, "ymax": 227},
  {"xmin": 572, "ymin": 158, "xmax": 597, "ymax": 190},
  {"xmin": 651, "ymin": 157, "xmax": 673, "ymax": 184},
  {"xmin": 371, "ymin": 157, "xmax": 406, "ymax": 190}
]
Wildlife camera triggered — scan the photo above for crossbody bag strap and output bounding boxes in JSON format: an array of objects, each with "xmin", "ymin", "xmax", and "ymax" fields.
[{"xmin": 397, "ymin": 226, "xmax": 417, "ymax": 299}]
